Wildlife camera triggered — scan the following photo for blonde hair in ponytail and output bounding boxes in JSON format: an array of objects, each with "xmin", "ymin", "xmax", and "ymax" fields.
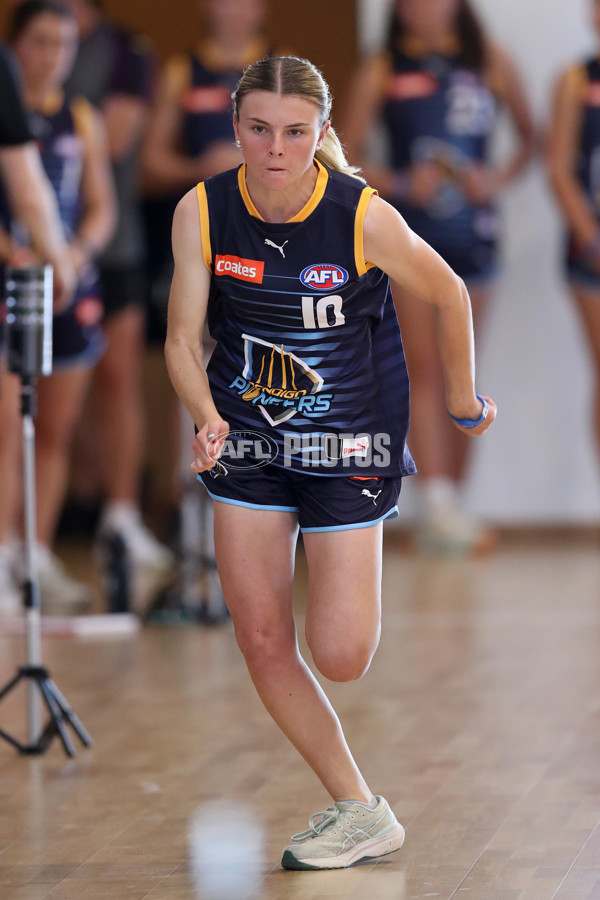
[{"xmin": 232, "ymin": 56, "xmax": 361, "ymax": 178}]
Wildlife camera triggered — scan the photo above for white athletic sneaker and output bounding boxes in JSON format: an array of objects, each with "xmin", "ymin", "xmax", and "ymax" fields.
[
  {"xmin": 97, "ymin": 505, "xmax": 174, "ymax": 572},
  {"xmin": 281, "ymin": 796, "xmax": 405, "ymax": 870},
  {"xmin": 36, "ymin": 545, "xmax": 93, "ymax": 614},
  {"xmin": 416, "ymin": 504, "xmax": 496, "ymax": 556},
  {"xmin": 0, "ymin": 545, "xmax": 21, "ymax": 617},
  {"xmin": 95, "ymin": 505, "xmax": 175, "ymax": 615}
]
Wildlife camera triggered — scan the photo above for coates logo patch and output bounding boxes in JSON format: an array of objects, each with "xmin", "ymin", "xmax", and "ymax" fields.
[
  {"xmin": 215, "ymin": 254, "xmax": 264, "ymax": 284},
  {"xmin": 300, "ymin": 264, "xmax": 348, "ymax": 291},
  {"xmin": 74, "ymin": 296, "xmax": 103, "ymax": 327},
  {"xmin": 387, "ymin": 72, "xmax": 438, "ymax": 101}
]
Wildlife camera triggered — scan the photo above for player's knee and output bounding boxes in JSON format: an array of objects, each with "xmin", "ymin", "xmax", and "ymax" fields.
[
  {"xmin": 311, "ymin": 642, "xmax": 374, "ymax": 683},
  {"xmin": 36, "ymin": 417, "xmax": 75, "ymax": 452},
  {"xmin": 234, "ymin": 620, "xmax": 295, "ymax": 670}
]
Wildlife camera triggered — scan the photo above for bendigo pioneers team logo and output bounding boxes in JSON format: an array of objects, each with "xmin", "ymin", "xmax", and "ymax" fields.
[{"xmin": 228, "ymin": 334, "xmax": 332, "ymax": 426}]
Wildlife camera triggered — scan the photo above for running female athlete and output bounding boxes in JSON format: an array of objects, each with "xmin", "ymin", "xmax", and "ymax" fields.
[{"xmin": 165, "ymin": 55, "xmax": 495, "ymax": 870}]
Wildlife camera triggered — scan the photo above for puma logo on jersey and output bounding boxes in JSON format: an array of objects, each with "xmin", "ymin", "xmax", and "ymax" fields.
[
  {"xmin": 361, "ymin": 488, "xmax": 382, "ymax": 505},
  {"xmin": 264, "ymin": 238, "xmax": 289, "ymax": 258}
]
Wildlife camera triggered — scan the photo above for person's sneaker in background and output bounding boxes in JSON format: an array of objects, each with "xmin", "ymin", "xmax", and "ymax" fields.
[{"xmin": 0, "ymin": 544, "xmax": 21, "ymax": 617}]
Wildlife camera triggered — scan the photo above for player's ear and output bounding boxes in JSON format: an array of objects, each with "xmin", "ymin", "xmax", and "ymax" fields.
[{"xmin": 316, "ymin": 120, "xmax": 330, "ymax": 151}]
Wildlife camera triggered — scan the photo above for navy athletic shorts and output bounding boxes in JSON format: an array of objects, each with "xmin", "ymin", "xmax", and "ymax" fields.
[
  {"xmin": 199, "ymin": 466, "xmax": 402, "ymax": 533},
  {"xmin": 566, "ymin": 235, "xmax": 600, "ymax": 290}
]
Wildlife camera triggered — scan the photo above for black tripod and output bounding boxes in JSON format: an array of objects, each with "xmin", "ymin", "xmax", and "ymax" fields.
[{"xmin": 0, "ymin": 266, "xmax": 92, "ymax": 757}]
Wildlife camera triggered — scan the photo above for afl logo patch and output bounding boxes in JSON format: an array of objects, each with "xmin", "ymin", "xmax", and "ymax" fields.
[{"xmin": 300, "ymin": 264, "xmax": 348, "ymax": 291}]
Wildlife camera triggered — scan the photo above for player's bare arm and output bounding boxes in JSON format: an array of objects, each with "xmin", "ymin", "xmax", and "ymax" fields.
[
  {"xmin": 363, "ymin": 193, "xmax": 496, "ymax": 434},
  {"xmin": 165, "ymin": 188, "xmax": 228, "ymax": 469}
]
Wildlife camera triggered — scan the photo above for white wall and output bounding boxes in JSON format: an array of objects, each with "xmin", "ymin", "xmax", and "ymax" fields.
[{"xmin": 359, "ymin": 0, "xmax": 600, "ymax": 523}]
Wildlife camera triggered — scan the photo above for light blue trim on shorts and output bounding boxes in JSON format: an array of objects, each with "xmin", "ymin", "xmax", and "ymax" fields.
[
  {"xmin": 567, "ymin": 274, "xmax": 600, "ymax": 293},
  {"xmin": 300, "ymin": 504, "xmax": 399, "ymax": 534},
  {"xmin": 200, "ymin": 480, "xmax": 298, "ymax": 513},
  {"xmin": 50, "ymin": 336, "xmax": 107, "ymax": 372}
]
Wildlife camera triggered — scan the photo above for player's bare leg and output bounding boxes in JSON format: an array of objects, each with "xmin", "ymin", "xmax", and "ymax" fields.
[{"xmin": 212, "ymin": 502, "xmax": 374, "ymax": 803}]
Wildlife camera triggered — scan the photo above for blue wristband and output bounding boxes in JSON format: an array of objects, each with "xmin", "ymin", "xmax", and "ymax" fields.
[{"xmin": 448, "ymin": 394, "xmax": 489, "ymax": 429}]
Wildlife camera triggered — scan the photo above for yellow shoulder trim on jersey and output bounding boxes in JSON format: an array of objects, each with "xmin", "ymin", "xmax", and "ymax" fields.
[
  {"xmin": 196, "ymin": 182, "xmax": 212, "ymax": 271},
  {"xmin": 566, "ymin": 63, "xmax": 588, "ymax": 99},
  {"xmin": 41, "ymin": 89, "xmax": 64, "ymax": 117},
  {"xmin": 355, "ymin": 186, "xmax": 378, "ymax": 276},
  {"xmin": 288, "ymin": 160, "xmax": 329, "ymax": 222},
  {"xmin": 238, "ymin": 164, "xmax": 263, "ymax": 219},
  {"xmin": 70, "ymin": 96, "xmax": 94, "ymax": 144},
  {"xmin": 166, "ymin": 54, "xmax": 191, "ymax": 99}
]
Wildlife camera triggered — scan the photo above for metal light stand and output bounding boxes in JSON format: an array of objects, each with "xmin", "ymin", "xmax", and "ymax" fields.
[
  {"xmin": 0, "ymin": 265, "xmax": 92, "ymax": 757},
  {"xmin": 146, "ymin": 401, "xmax": 229, "ymax": 626}
]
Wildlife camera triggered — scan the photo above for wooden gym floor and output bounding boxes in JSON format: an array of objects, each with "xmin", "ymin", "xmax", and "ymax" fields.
[{"xmin": 1, "ymin": 533, "xmax": 600, "ymax": 899}]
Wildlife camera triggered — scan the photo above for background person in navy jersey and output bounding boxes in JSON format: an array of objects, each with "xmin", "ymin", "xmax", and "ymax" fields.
[
  {"xmin": 549, "ymin": 0, "xmax": 600, "ymax": 480},
  {"xmin": 141, "ymin": 0, "xmax": 280, "ymax": 526},
  {"xmin": 59, "ymin": 0, "xmax": 175, "ymax": 604},
  {"xmin": 142, "ymin": 0, "xmax": 269, "ymax": 196},
  {"xmin": 165, "ymin": 56, "xmax": 495, "ymax": 870},
  {"xmin": 343, "ymin": 0, "xmax": 534, "ymax": 554},
  {"xmin": 0, "ymin": 0, "xmax": 115, "ymax": 613},
  {"xmin": 0, "ymin": 40, "xmax": 75, "ymax": 307},
  {"xmin": 0, "ymin": 36, "xmax": 76, "ymax": 615}
]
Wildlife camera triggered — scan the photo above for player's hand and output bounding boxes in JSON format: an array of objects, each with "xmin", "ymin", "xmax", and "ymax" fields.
[
  {"xmin": 459, "ymin": 165, "xmax": 500, "ymax": 205},
  {"xmin": 408, "ymin": 161, "xmax": 444, "ymax": 207},
  {"xmin": 196, "ymin": 141, "xmax": 243, "ymax": 180},
  {"xmin": 191, "ymin": 419, "xmax": 230, "ymax": 474},
  {"xmin": 7, "ymin": 245, "xmax": 40, "ymax": 267},
  {"xmin": 448, "ymin": 395, "xmax": 496, "ymax": 436},
  {"xmin": 51, "ymin": 248, "xmax": 77, "ymax": 313}
]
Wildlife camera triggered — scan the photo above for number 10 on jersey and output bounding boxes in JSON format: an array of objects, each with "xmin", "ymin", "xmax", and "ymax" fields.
[{"xmin": 301, "ymin": 295, "xmax": 345, "ymax": 329}]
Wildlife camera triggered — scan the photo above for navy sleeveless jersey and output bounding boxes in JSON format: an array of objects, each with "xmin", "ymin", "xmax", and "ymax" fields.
[
  {"xmin": 181, "ymin": 44, "xmax": 272, "ymax": 157},
  {"xmin": 382, "ymin": 43, "xmax": 498, "ymax": 258},
  {"xmin": 198, "ymin": 162, "xmax": 416, "ymax": 478},
  {"xmin": 0, "ymin": 92, "xmax": 87, "ymax": 240},
  {"xmin": 573, "ymin": 58, "xmax": 600, "ymax": 214}
]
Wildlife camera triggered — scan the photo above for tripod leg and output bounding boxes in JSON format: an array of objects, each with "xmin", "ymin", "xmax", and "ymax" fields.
[
  {"xmin": 35, "ymin": 716, "xmax": 60, "ymax": 754},
  {"xmin": 38, "ymin": 679, "xmax": 75, "ymax": 757},
  {"xmin": 0, "ymin": 726, "xmax": 26, "ymax": 753},
  {"xmin": 45, "ymin": 679, "xmax": 93, "ymax": 748},
  {"xmin": 0, "ymin": 670, "xmax": 24, "ymax": 703}
]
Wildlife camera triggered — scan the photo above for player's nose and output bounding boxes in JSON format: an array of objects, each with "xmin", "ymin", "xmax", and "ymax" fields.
[{"xmin": 269, "ymin": 133, "xmax": 285, "ymax": 156}]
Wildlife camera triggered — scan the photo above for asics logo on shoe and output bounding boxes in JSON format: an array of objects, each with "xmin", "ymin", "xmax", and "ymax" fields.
[
  {"xmin": 264, "ymin": 238, "xmax": 289, "ymax": 258},
  {"xmin": 361, "ymin": 488, "xmax": 382, "ymax": 505}
]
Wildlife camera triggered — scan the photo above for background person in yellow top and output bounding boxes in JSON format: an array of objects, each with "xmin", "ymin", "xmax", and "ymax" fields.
[
  {"xmin": 549, "ymin": 0, "xmax": 600, "ymax": 481},
  {"xmin": 165, "ymin": 55, "xmax": 495, "ymax": 869},
  {"xmin": 342, "ymin": 0, "xmax": 534, "ymax": 554},
  {"xmin": 0, "ymin": 0, "xmax": 115, "ymax": 613}
]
